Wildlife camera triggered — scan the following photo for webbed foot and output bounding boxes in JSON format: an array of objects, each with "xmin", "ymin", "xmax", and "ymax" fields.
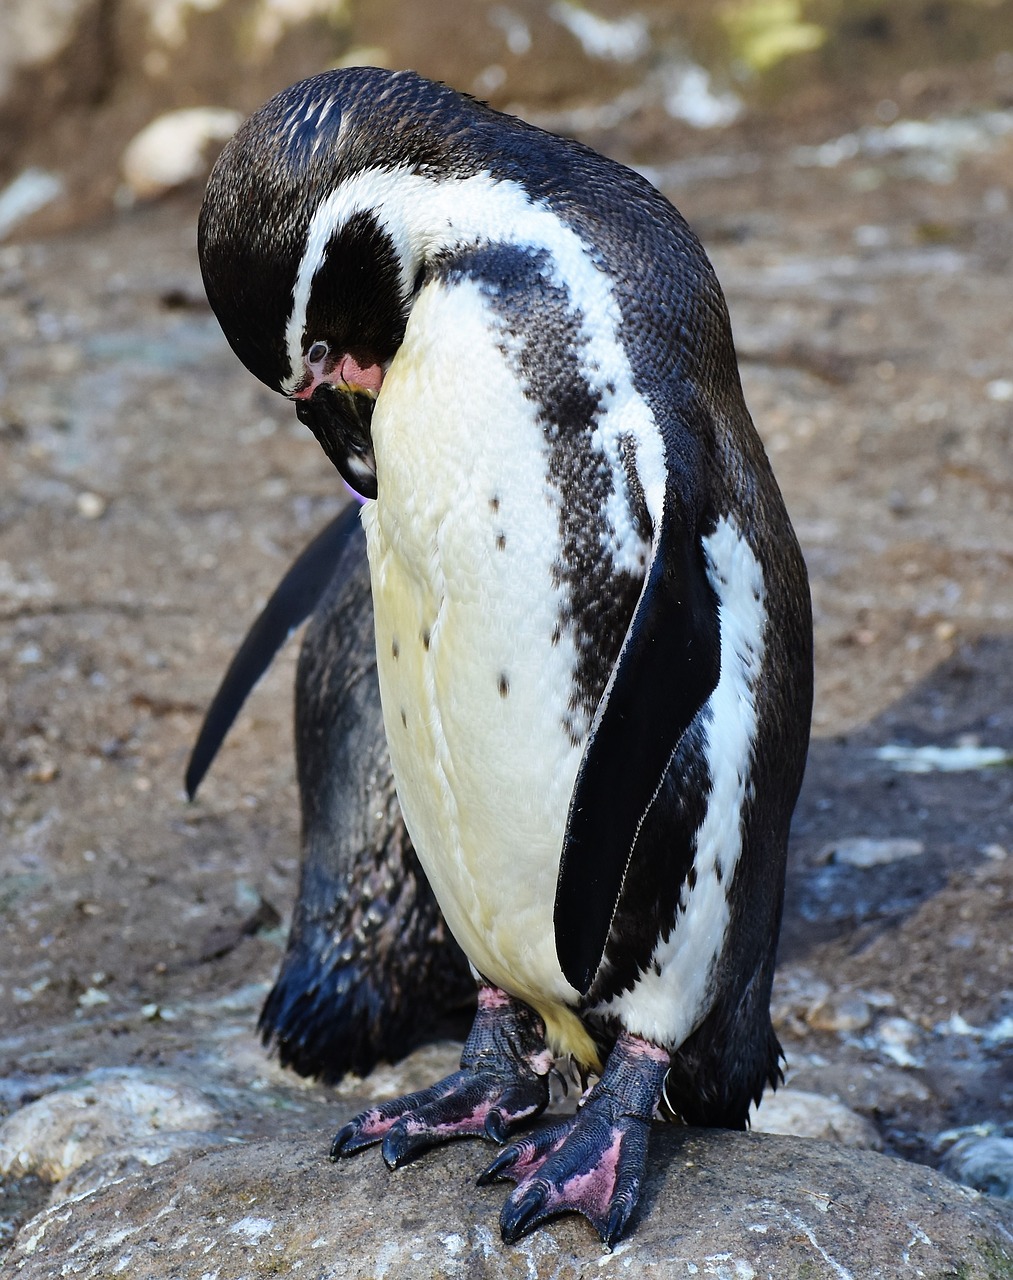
[
  {"xmin": 331, "ymin": 986, "xmax": 551, "ymax": 1169},
  {"xmin": 478, "ymin": 1032, "xmax": 669, "ymax": 1248}
]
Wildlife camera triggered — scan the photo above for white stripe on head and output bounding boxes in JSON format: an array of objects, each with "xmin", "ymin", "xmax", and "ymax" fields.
[{"xmin": 282, "ymin": 168, "xmax": 420, "ymax": 394}]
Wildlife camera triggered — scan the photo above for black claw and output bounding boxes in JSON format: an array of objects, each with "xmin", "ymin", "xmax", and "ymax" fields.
[
  {"xmin": 489, "ymin": 1033, "xmax": 670, "ymax": 1247},
  {"xmin": 381, "ymin": 1133, "xmax": 405, "ymax": 1169},
  {"xmin": 330, "ymin": 1122, "xmax": 364, "ymax": 1159},
  {"xmin": 381, "ymin": 1121, "xmax": 427, "ymax": 1170},
  {"xmin": 500, "ymin": 1186, "xmax": 546, "ymax": 1245},
  {"xmin": 330, "ymin": 990, "xmax": 552, "ymax": 1178},
  {"xmin": 603, "ymin": 1201, "xmax": 630, "ymax": 1249},
  {"xmin": 484, "ymin": 1110, "xmax": 509, "ymax": 1144},
  {"xmin": 477, "ymin": 1145, "xmax": 517, "ymax": 1185}
]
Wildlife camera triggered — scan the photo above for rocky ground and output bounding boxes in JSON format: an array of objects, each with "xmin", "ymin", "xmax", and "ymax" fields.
[{"xmin": 1, "ymin": 8, "xmax": 1013, "ymax": 1277}]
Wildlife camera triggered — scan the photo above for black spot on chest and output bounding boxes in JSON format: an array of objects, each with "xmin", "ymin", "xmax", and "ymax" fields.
[{"xmin": 430, "ymin": 244, "xmax": 648, "ymax": 742}]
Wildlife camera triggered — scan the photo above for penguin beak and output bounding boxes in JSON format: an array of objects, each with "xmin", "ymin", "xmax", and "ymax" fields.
[{"xmin": 295, "ymin": 384, "xmax": 378, "ymax": 500}]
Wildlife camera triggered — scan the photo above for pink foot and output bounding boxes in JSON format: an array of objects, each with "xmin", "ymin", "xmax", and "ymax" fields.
[
  {"xmin": 330, "ymin": 986, "xmax": 552, "ymax": 1168},
  {"xmin": 479, "ymin": 1032, "xmax": 670, "ymax": 1247}
]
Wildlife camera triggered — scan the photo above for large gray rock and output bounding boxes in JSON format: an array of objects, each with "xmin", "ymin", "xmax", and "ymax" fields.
[
  {"xmin": 0, "ymin": 1068, "xmax": 222, "ymax": 1182},
  {"xmin": 9, "ymin": 1127, "xmax": 1013, "ymax": 1278}
]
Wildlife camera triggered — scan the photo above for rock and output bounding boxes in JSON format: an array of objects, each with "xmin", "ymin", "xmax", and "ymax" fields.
[
  {"xmin": 9, "ymin": 1128, "xmax": 1012, "ymax": 1277},
  {"xmin": 816, "ymin": 837, "xmax": 925, "ymax": 867},
  {"xmin": 943, "ymin": 1134, "xmax": 1013, "ymax": 1199},
  {"xmin": 751, "ymin": 1087, "xmax": 882, "ymax": 1149},
  {"xmin": 874, "ymin": 744, "xmax": 1013, "ymax": 773},
  {"xmin": 0, "ymin": 0, "xmax": 355, "ymax": 235},
  {"xmin": 874, "ymin": 1016, "xmax": 925, "ymax": 1069},
  {"xmin": 74, "ymin": 491, "xmax": 106, "ymax": 520},
  {"xmin": 49, "ymin": 1130, "xmax": 231, "ymax": 1204},
  {"xmin": 805, "ymin": 992, "xmax": 873, "ymax": 1033},
  {"xmin": 0, "ymin": 169, "xmax": 64, "ymax": 240},
  {"xmin": 0, "ymin": 1068, "xmax": 221, "ymax": 1181},
  {"xmin": 120, "ymin": 108, "xmax": 243, "ymax": 201}
]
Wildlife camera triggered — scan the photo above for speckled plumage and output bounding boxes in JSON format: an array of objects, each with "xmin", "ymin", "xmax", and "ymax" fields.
[{"xmin": 197, "ymin": 66, "xmax": 813, "ymax": 1245}]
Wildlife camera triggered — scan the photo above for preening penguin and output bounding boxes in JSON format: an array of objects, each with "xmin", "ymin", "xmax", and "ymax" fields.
[{"xmin": 198, "ymin": 66, "xmax": 813, "ymax": 1246}]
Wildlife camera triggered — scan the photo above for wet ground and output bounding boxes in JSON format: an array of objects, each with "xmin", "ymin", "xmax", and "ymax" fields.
[{"xmin": 2, "ymin": 21, "xmax": 1012, "ymax": 1258}]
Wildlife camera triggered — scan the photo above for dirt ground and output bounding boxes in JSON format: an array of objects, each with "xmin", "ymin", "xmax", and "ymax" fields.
[{"xmin": 1, "ymin": 50, "xmax": 1011, "ymax": 1252}]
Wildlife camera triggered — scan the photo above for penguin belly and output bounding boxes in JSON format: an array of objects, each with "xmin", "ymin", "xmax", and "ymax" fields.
[{"xmin": 361, "ymin": 278, "xmax": 597, "ymax": 1062}]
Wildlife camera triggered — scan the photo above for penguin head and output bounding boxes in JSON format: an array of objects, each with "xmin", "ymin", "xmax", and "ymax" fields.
[{"xmin": 198, "ymin": 68, "xmax": 464, "ymax": 498}]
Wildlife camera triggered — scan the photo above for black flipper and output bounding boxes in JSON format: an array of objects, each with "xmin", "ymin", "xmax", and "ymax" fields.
[
  {"xmin": 184, "ymin": 503, "xmax": 362, "ymax": 799},
  {"xmin": 554, "ymin": 500, "xmax": 720, "ymax": 996}
]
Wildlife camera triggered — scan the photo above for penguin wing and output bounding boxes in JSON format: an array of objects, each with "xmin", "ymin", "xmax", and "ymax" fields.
[
  {"xmin": 554, "ymin": 499, "xmax": 720, "ymax": 996},
  {"xmin": 185, "ymin": 502, "xmax": 363, "ymax": 799}
]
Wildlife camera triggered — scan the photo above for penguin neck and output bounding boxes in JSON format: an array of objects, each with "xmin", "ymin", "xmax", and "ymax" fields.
[{"xmin": 292, "ymin": 165, "xmax": 669, "ymax": 535}]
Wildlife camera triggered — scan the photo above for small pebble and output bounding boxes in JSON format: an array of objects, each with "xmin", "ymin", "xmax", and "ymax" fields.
[
  {"xmin": 806, "ymin": 994, "xmax": 872, "ymax": 1034},
  {"xmin": 875, "ymin": 744, "xmax": 1013, "ymax": 772},
  {"xmin": 77, "ymin": 987, "xmax": 110, "ymax": 1008},
  {"xmin": 875, "ymin": 1017, "xmax": 923, "ymax": 1068},
  {"xmin": 818, "ymin": 837, "xmax": 924, "ymax": 867},
  {"xmin": 121, "ymin": 108, "xmax": 242, "ymax": 201},
  {"xmin": 76, "ymin": 491, "xmax": 107, "ymax": 519}
]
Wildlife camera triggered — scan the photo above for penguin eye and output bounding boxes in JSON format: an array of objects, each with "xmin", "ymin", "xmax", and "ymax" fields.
[{"xmin": 307, "ymin": 341, "xmax": 329, "ymax": 365}]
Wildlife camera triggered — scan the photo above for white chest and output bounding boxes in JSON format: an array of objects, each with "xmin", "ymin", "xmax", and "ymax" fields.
[{"xmin": 361, "ymin": 279, "xmax": 586, "ymax": 1008}]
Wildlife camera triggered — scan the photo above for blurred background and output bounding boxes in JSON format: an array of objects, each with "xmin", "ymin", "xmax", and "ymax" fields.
[
  {"xmin": 1, "ymin": 0, "xmax": 1011, "ymax": 1262},
  {"xmin": 1, "ymin": 0, "xmax": 1012, "ymax": 234}
]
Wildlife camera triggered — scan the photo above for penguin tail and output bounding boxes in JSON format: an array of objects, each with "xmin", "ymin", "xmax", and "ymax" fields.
[
  {"xmin": 185, "ymin": 503, "xmax": 362, "ymax": 799},
  {"xmin": 259, "ymin": 918, "xmax": 475, "ymax": 1083}
]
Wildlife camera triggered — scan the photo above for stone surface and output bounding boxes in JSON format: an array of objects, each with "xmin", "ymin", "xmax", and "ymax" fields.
[
  {"xmin": 47, "ymin": 1130, "xmax": 231, "ymax": 1204},
  {"xmin": 0, "ymin": 1069, "xmax": 221, "ymax": 1181},
  {"xmin": 817, "ymin": 837, "xmax": 926, "ymax": 867},
  {"xmin": 751, "ymin": 1087, "xmax": 882, "ymax": 1150},
  {"xmin": 8, "ymin": 1128, "xmax": 1013, "ymax": 1278}
]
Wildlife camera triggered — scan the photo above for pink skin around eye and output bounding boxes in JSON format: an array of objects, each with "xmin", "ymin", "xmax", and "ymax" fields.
[{"xmin": 293, "ymin": 348, "xmax": 384, "ymax": 400}]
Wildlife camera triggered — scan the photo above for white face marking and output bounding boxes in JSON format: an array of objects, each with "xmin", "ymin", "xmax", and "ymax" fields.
[
  {"xmin": 282, "ymin": 168, "xmax": 669, "ymax": 550},
  {"xmin": 282, "ymin": 168, "xmax": 421, "ymax": 394},
  {"xmin": 593, "ymin": 515, "xmax": 767, "ymax": 1050}
]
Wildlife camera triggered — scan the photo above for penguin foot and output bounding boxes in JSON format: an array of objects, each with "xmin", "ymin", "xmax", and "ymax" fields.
[
  {"xmin": 478, "ymin": 1032, "xmax": 670, "ymax": 1248},
  {"xmin": 330, "ymin": 986, "xmax": 551, "ymax": 1168}
]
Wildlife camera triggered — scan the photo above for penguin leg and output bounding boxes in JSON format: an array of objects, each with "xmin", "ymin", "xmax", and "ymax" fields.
[
  {"xmin": 330, "ymin": 985, "xmax": 551, "ymax": 1168},
  {"xmin": 479, "ymin": 1032, "xmax": 670, "ymax": 1248}
]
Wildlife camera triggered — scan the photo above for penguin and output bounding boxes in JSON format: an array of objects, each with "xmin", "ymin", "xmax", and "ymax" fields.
[
  {"xmin": 197, "ymin": 66, "xmax": 813, "ymax": 1247},
  {"xmin": 185, "ymin": 503, "xmax": 473, "ymax": 1079}
]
